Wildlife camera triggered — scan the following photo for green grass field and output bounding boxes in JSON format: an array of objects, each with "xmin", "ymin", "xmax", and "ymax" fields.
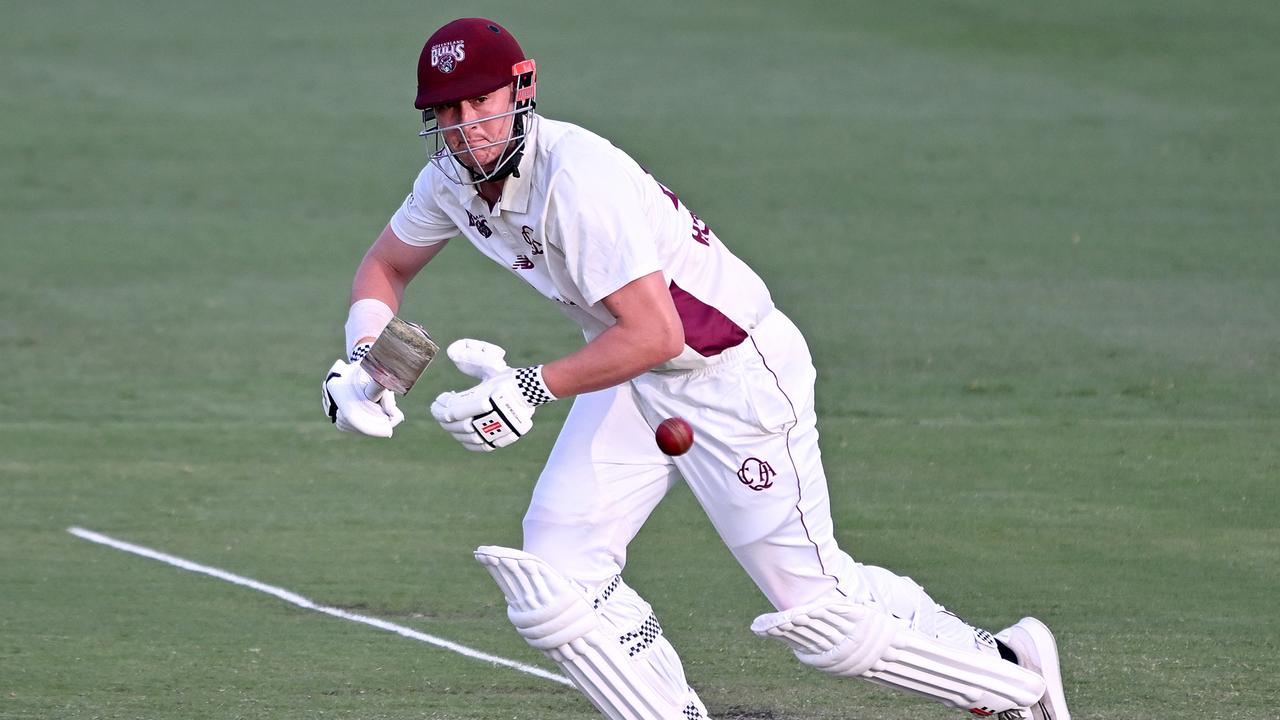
[{"xmin": 3, "ymin": 1, "xmax": 1278, "ymax": 718}]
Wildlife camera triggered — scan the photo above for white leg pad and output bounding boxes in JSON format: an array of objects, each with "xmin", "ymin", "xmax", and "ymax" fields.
[
  {"xmin": 476, "ymin": 545, "xmax": 708, "ymax": 720},
  {"xmin": 752, "ymin": 600, "xmax": 1045, "ymax": 715}
]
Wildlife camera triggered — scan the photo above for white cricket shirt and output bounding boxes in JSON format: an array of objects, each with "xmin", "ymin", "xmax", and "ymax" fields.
[{"xmin": 389, "ymin": 115, "xmax": 775, "ymax": 370}]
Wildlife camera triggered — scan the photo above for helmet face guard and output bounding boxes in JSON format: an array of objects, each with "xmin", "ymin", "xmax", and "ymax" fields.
[{"xmin": 418, "ymin": 59, "xmax": 537, "ymax": 186}]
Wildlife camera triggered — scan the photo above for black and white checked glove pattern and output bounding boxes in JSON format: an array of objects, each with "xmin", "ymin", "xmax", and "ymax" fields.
[
  {"xmin": 349, "ymin": 342, "xmax": 373, "ymax": 363},
  {"xmin": 515, "ymin": 365, "xmax": 556, "ymax": 406}
]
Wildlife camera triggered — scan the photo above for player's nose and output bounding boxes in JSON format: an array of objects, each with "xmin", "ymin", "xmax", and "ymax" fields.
[{"xmin": 459, "ymin": 103, "xmax": 486, "ymax": 127}]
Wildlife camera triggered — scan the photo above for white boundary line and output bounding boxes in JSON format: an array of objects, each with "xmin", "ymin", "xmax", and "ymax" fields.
[{"xmin": 67, "ymin": 526, "xmax": 572, "ymax": 687}]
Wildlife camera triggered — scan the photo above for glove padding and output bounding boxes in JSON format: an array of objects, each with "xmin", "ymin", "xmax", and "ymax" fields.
[
  {"xmin": 322, "ymin": 359, "xmax": 405, "ymax": 438},
  {"xmin": 431, "ymin": 339, "xmax": 535, "ymax": 452}
]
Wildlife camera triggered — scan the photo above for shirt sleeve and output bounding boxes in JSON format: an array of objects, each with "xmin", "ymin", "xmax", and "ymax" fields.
[
  {"xmin": 544, "ymin": 157, "xmax": 663, "ymax": 306},
  {"xmin": 388, "ymin": 167, "xmax": 457, "ymax": 247}
]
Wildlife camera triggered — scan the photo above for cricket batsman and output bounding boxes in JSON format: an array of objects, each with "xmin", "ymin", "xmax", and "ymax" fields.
[{"xmin": 321, "ymin": 17, "xmax": 1072, "ymax": 720}]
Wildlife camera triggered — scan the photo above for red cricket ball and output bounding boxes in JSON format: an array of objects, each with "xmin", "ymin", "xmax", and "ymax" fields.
[{"xmin": 655, "ymin": 417, "xmax": 694, "ymax": 456}]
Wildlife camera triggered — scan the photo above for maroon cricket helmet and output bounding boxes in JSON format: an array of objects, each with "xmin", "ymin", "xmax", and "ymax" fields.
[{"xmin": 415, "ymin": 18, "xmax": 527, "ymax": 109}]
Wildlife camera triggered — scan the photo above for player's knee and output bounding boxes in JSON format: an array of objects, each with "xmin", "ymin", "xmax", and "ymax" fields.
[
  {"xmin": 474, "ymin": 547, "xmax": 647, "ymax": 656},
  {"xmin": 474, "ymin": 545, "xmax": 597, "ymax": 650},
  {"xmin": 752, "ymin": 598, "xmax": 896, "ymax": 677},
  {"xmin": 750, "ymin": 598, "xmax": 1045, "ymax": 714},
  {"xmin": 475, "ymin": 546, "xmax": 709, "ymax": 719}
]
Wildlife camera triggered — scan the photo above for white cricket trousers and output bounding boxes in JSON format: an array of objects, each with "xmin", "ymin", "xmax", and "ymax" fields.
[{"xmin": 524, "ymin": 310, "xmax": 979, "ymax": 644}]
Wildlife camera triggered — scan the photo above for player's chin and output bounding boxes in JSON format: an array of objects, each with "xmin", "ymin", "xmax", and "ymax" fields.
[
  {"xmin": 463, "ymin": 156, "xmax": 504, "ymax": 177},
  {"xmin": 470, "ymin": 147, "xmax": 504, "ymax": 168}
]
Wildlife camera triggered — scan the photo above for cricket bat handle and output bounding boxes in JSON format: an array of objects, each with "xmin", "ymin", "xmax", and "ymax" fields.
[{"xmin": 362, "ymin": 376, "xmax": 388, "ymax": 402}]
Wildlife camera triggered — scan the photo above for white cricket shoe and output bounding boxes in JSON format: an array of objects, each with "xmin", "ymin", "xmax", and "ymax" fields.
[{"xmin": 995, "ymin": 618, "xmax": 1071, "ymax": 720}]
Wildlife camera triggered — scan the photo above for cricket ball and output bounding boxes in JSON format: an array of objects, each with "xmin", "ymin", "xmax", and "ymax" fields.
[{"xmin": 655, "ymin": 417, "xmax": 694, "ymax": 456}]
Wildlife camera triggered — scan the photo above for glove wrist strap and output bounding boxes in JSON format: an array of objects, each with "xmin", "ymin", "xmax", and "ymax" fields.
[{"xmin": 515, "ymin": 365, "xmax": 557, "ymax": 406}]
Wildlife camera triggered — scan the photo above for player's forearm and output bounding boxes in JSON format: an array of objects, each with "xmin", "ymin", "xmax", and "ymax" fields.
[
  {"xmin": 541, "ymin": 321, "xmax": 682, "ymax": 398},
  {"xmin": 351, "ymin": 253, "xmax": 410, "ymax": 311},
  {"xmin": 538, "ymin": 270, "xmax": 684, "ymax": 397},
  {"xmin": 347, "ymin": 226, "xmax": 445, "ymax": 347},
  {"xmin": 349, "ymin": 224, "xmax": 445, "ymax": 313},
  {"xmin": 344, "ymin": 257, "xmax": 408, "ymax": 349}
]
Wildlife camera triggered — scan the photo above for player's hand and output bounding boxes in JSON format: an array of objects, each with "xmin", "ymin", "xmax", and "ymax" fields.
[
  {"xmin": 445, "ymin": 338, "xmax": 510, "ymax": 380},
  {"xmin": 430, "ymin": 339, "xmax": 555, "ymax": 452},
  {"xmin": 322, "ymin": 358, "xmax": 405, "ymax": 438}
]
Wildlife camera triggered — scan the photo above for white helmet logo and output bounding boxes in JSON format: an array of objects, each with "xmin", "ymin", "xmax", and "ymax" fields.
[{"xmin": 431, "ymin": 40, "xmax": 466, "ymax": 74}]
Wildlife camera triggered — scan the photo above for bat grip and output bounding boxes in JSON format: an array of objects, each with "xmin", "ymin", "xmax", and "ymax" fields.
[{"xmin": 361, "ymin": 376, "xmax": 388, "ymax": 402}]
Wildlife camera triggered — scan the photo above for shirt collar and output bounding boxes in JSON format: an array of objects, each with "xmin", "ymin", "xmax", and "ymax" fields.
[{"xmin": 495, "ymin": 113, "xmax": 538, "ymax": 215}]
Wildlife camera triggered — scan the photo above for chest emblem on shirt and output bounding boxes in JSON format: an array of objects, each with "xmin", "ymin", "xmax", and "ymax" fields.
[
  {"xmin": 511, "ymin": 254, "xmax": 535, "ymax": 270},
  {"xmin": 466, "ymin": 210, "xmax": 493, "ymax": 238},
  {"xmin": 737, "ymin": 457, "xmax": 776, "ymax": 492},
  {"xmin": 521, "ymin": 225, "xmax": 544, "ymax": 255}
]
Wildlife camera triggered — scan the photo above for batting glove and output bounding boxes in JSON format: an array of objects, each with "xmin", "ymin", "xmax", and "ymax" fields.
[
  {"xmin": 322, "ymin": 347, "xmax": 405, "ymax": 438},
  {"xmin": 430, "ymin": 339, "xmax": 556, "ymax": 452}
]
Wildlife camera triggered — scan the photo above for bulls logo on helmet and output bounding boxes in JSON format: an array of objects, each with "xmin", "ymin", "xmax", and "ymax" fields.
[{"xmin": 431, "ymin": 40, "xmax": 465, "ymax": 74}]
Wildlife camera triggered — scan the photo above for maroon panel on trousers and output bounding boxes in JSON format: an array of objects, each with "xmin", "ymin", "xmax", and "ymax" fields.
[{"xmin": 669, "ymin": 281, "xmax": 747, "ymax": 356}]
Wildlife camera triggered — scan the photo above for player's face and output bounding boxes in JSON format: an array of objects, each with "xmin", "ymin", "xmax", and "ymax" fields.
[{"xmin": 431, "ymin": 84, "xmax": 516, "ymax": 174}]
